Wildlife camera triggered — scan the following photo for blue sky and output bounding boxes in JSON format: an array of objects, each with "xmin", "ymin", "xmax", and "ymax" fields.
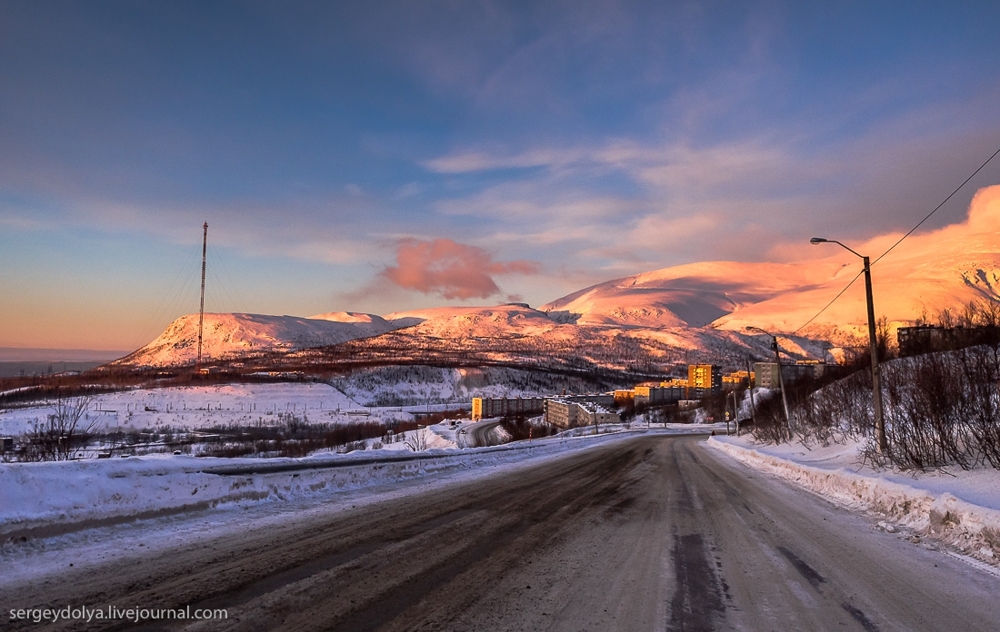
[{"xmin": 2, "ymin": 1, "xmax": 999, "ymax": 351}]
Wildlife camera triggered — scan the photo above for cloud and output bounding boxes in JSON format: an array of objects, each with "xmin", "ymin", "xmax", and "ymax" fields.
[{"xmin": 380, "ymin": 238, "xmax": 541, "ymax": 300}]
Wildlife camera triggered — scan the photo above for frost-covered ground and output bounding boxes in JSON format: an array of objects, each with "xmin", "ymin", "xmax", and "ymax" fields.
[
  {"xmin": 0, "ymin": 372, "xmax": 582, "ymax": 437},
  {"xmin": 707, "ymin": 433, "xmax": 1000, "ymax": 571},
  {"xmin": 0, "ymin": 383, "xmax": 415, "ymax": 436}
]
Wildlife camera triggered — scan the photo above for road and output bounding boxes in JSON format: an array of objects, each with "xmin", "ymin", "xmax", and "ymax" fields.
[
  {"xmin": 460, "ymin": 419, "xmax": 504, "ymax": 447},
  {"xmin": 4, "ymin": 435, "xmax": 1000, "ymax": 631}
]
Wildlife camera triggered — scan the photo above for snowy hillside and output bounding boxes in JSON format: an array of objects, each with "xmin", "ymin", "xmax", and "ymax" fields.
[
  {"xmin": 0, "ymin": 383, "xmax": 368, "ymax": 436},
  {"xmin": 298, "ymin": 304, "xmax": 831, "ymax": 375},
  {"xmin": 540, "ymin": 261, "xmax": 825, "ymax": 328},
  {"xmin": 331, "ymin": 365, "xmax": 623, "ymax": 407},
  {"xmin": 114, "ymin": 312, "xmax": 406, "ymax": 367}
]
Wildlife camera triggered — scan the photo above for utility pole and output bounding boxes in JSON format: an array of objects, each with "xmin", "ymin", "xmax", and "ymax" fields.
[
  {"xmin": 811, "ymin": 238, "xmax": 886, "ymax": 453},
  {"xmin": 745, "ymin": 358, "xmax": 757, "ymax": 433},
  {"xmin": 772, "ymin": 337, "xmax": 791, "ymax": 435},
  {"xmin": 196, "ymin": 222, "xmax": 208, "ymax": 373},
  {"xmin": 860, "ymin": 255, "xmax": 886, "ymax": 452},
  {"xmin": 746, "ymin": 326, "xmax": 791, "ymax": 437},
  {"xmin": 731, "ymin": 389, "xmax": 738, "ymax": 435}
]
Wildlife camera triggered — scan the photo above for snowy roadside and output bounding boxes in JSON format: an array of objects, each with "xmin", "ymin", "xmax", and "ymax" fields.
[
  {"xmin": 0, "ymin": 429, "xmax": 667, "ymax": 545},
  {"xmin": 0, "ymin": 422, "xmax": 726, "ymax": 544},
  {"xmin": 1, "ymin": 428, "xmax": 702, "ymax": 588},
  {"xmin": 706, "ymin": 434, "xmax": 1000, "ymax": 569}
]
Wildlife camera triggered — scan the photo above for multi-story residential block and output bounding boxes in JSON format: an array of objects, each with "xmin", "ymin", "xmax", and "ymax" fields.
[
  {"xmin": 687, "ymin": 364, "xmax": 722, "ymax": 397},
  {"xmin": 471, "ymin": 396, "xmax": 545, "ymax": 421},
  {"xmin": 722, "ymin": 370, "xmax": 754, "ymax": 388},
  {"xmin": 544, "ymin": 398, "xmax": 618, "ymax": 429},
  {"xmin": 897, "ymin": 324, "xmax": 1000, "ymax": 357},
  {"xmin": 753, "ymin": 361, "xmax": 830, "ymax": 389}
]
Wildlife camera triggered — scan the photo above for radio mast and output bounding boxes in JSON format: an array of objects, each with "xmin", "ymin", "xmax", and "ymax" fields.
[{"xmin": 196, "ymin": 221, "xmax": 208, "ymax": 373}]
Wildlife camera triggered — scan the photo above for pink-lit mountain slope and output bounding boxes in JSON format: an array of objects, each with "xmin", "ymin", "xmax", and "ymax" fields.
[
  {"xmin": 540, "ymin": 261, "xmax": 832, "ymax": 328},
  {"xmin": 713, "ymin": 185, "xmax": 1000, "ymax": 340},
  {"xmin": 293, "ymin": 302, "xmax": 827, "ymax": 372},
  {"xmin": 113, "ymin": 312, "xmax": 406, "ymax": 367},
  {"xmin": 544, "ymin": 185, "xmax": 1000, "ymax": 343}
]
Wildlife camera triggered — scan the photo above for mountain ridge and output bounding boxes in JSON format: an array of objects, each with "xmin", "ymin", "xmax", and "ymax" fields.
[{"xmin": 115, "ymin": 185, "xmax": 1000, "ymax": 369}]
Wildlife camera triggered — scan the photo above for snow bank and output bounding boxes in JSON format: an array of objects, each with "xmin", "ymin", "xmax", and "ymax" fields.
[{"xmin": 707, "ymin": 436, "xmax": 1000, "ymax": 566}]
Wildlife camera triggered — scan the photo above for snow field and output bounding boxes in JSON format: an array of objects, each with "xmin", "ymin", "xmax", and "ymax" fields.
[
  {"xmin": 707, "ymin": 435, "xmax": 1000, "ymax": 568},
  {"xmin": 0, "ymin": 383, "xmax": 401, "ymax": 436}
]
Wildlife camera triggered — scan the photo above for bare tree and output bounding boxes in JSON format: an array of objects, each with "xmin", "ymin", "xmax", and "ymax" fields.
[
  {"xmin": 404, "ymin": 428, "xmax": 428, "ymax": 452},
  {"xmin": 20, "ymin": 397, "xmax": 96, "ymax": 461}
]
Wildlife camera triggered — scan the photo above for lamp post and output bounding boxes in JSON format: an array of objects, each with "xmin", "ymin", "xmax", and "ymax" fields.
[
  {"xmin": 745, "ymin": 326, "xmax": 792, "ymax": 437},
  {"xmin": 810, "ymin": 237, "xmax": 886, "ymax": 452}
]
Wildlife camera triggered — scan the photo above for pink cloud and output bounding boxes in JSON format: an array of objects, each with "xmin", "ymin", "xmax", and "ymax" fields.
[{"xmin": 381, "ymin": 238, "xmax": 541, "ymax": 299}]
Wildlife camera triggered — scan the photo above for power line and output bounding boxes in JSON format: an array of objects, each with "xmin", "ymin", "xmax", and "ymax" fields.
[
  {"xmin": 873, "ymin": 145, "xmax": 1000, "ymax": 265},
  {"xmin": 792, "ymin": 143, "xmax": 1000, "ymax": 333},
  {"xmin": 207, "ymin": 243, "xmax": 250, "ymax": 314},
  {"xmin": 793, "ymin": 269, "xmax": 864, "ymax": 334}
]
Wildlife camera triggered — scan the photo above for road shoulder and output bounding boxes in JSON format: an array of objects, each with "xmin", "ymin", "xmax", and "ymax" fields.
[{"xmin": 705, "ymin": 435, "xmax": 1000, "ymax": 572}]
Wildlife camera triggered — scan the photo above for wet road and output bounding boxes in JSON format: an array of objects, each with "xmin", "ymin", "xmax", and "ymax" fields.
[{"xmin": 4, "ymin": 435, "xmax": 1000, "ymax": 631}]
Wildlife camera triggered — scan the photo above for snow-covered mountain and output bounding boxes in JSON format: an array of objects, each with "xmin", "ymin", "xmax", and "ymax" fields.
[
  {"xmin": 545, "ymin": 184, "xmax": 1000, "ymax": 341},
  {"xmin": 114, "ymin": 312, "xmax": 408, "ymax": 367},
  {"xmin": 117, "ymin": 185, "xmax": 1000, "ymax": 369},
  {"xmin": 540, "ymin": 261, "xmax": 826, "ymax": 328}
]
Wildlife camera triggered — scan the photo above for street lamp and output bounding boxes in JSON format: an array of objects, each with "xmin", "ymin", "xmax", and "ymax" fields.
[
  {"xmin": 810, "ymin": 237, "xmax": 886, "ymax": 452},
  {"xmin": 745, "ymin": 326, "xmax": 792, "ymax": 437}
]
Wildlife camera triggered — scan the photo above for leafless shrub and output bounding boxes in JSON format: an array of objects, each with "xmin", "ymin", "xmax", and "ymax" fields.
[
  {"xmin": 404, "ymin": 428, "xmax": 428, "ymax": 452},
  {"xmin": 751, "ymin": 392, "xmax": 791, "ymax": 444},
  {"xmin": 793, "ymin": 371, "xmax": 871, "ymax": 447},
  {"xmin": 791, "ymin": 341, "xmax": 1000, "ymax": 471},
  {"xmin": 961, "ymin": 347, "xmax": 1000, "ymax": 467},
  {"xmin": 875, "ymin": 352, "xmax": 972, "ymax": 469},
  {"xmin": 16, "ymin": 397, "xmax": 96, "ymax": 461}
]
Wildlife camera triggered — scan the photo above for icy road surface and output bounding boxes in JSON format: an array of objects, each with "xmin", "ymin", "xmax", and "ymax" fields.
[{"xmin": 4, "ymin": 435, "xmax": 1000, "ymax": 631}]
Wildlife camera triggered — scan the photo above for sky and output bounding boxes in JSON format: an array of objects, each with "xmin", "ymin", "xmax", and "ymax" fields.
[{"xmin": 2, "ymin": 0, "xmax": 1000, "ymax": 353}]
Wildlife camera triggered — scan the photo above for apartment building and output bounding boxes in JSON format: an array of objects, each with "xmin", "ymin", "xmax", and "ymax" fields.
[
  {"xmin": 753, "ymin": 361, "xmax": 829, "ymax": 389},
  {"xmin": 471, "ymin": 396, "xmax": 545, "ymax": 421},
  {"xmin": 687, "ymin": 364, "xmax": 722, "ymax": 397},
  {"xmin": 544, "ymin": 398, "xmax": 618, "ymax": 429}
]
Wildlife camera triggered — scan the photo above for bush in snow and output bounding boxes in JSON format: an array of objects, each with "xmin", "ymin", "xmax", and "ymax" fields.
[
  {"xmin": 13, "ymin": 397, "xmax": 97, "ymax": 462},
  {"xmin": 404, "ymin": 428, "xmax": 428, "ymax": 452},
  {"xmin": 777, "ymin": 321, "xmax": 1000, "ymax": 471}
]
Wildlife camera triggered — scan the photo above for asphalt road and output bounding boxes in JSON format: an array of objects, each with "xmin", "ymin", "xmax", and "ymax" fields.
[{"xmin": 5, "ymin": 435, "xmax": 1000, "ymax": 631}]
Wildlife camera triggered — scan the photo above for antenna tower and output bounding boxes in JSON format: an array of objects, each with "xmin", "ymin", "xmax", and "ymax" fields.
[{"xmin": 196, "ymin": 222, "xmax": 208, "ymax": 373}]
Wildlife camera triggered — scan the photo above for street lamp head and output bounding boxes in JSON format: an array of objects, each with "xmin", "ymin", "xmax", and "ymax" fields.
[{"xmin": 810, "ymin": 237, "xmax": 828, "ymax": 244}]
